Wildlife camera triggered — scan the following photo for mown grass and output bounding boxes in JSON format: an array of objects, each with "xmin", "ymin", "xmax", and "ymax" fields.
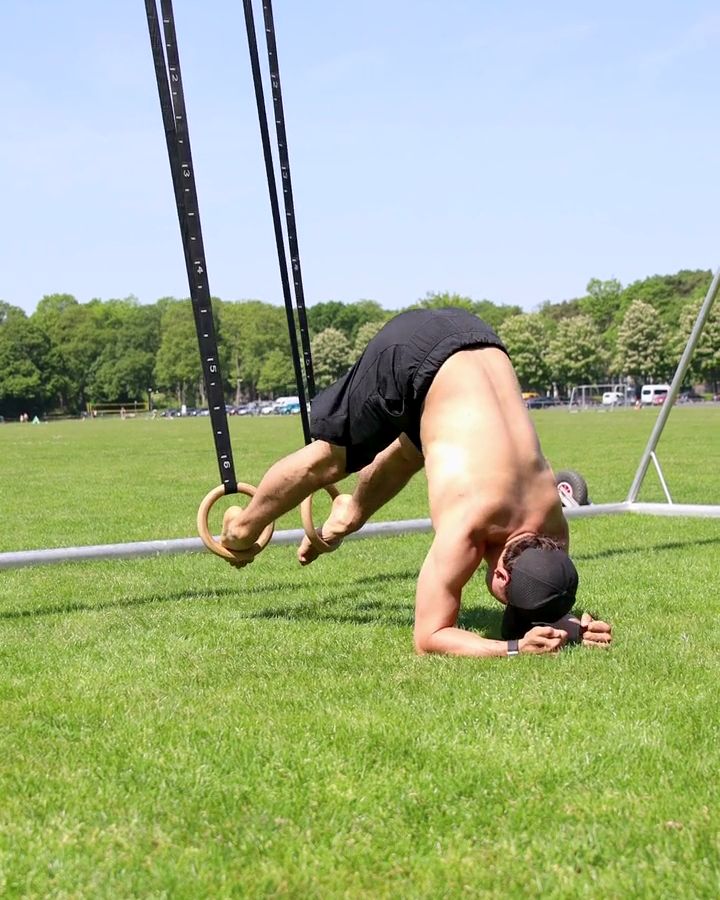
[{"xmin": 1, "ymin": 408, "xmax": 719, "ymax": 898}]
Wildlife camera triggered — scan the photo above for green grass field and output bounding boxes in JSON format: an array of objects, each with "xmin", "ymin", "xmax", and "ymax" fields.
[{"xmin": 1, "ymin": 409, "xmax": 719, "ymax": 898}]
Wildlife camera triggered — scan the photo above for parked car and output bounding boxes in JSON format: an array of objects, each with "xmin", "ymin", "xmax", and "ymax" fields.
[
  {"xmin": 678, "ymin": 390, "xmax": 704, "ymax": 403},
  {"xmin": 601, "ymin": 391, "xmax": 625, "ymax": 406},
  {"xmin": 526, "ymin": 396, "xmax": 557, "ymax": 409}
]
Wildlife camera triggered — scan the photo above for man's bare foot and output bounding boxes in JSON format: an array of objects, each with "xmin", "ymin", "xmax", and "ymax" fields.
[
  {"xmin": 220, "ymin": 505, "xmax": 262, "ymax": 568},
  {"xmin": 297, "ymin": 493, "xmax": 358, "ymax": 566}
]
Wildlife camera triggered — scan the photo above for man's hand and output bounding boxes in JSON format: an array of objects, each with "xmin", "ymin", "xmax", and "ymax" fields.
[
  {"xmin": 519, "ymin": 626, "xmax": 568, "ymax": 654},
  {"xmin": 579, "ymin": 612, "xmax": 612, "ymax": 648}
]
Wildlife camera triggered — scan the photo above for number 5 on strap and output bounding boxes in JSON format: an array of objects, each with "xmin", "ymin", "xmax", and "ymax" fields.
[
  {"xmin": 196, "ymin": 483, "xmax": 274, "ymax": 562},
  {"xmin": 300, "ymin": 483, "xmax": 343, "ymax": 554}
]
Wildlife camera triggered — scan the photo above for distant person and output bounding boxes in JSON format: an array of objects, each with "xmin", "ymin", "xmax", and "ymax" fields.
[{"xmin": 220, "ymin": 308, "xmax": 612, "ymax": 658}]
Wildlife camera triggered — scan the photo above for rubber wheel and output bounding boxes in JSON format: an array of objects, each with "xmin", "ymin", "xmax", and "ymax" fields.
[{"xmin": 555, "ymin": 469, "xmax": 590, "ymax": 506}]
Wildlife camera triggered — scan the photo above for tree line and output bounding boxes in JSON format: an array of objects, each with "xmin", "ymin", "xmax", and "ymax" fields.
[{"xmin": 1, "ymin": 269, "xmax": 718, "ymax": 418}]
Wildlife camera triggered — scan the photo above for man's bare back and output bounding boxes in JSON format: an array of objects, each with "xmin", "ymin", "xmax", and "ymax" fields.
[{"xmin": 421, "ymin": 347, "xmax": 566, "ymax": 552}]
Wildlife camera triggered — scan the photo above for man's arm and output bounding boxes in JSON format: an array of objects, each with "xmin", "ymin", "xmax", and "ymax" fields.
[{"xmin": 413, "ymin": 521, "xmax": 568, "ymax": 657}]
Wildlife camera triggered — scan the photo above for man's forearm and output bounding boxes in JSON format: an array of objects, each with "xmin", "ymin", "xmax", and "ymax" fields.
[{"xmin": 417, "ymin": 626, "xmax": 511, "ymax": 658}]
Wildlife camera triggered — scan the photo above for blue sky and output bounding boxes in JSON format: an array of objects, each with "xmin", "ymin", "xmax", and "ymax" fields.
[{"xmin": 2, "ymin": 0, "xmax": 719, "ymax": 315}]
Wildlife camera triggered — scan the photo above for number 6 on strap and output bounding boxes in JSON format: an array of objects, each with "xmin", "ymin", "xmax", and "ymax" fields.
[
  {"xmin": 300, "ymin": 483, "xmax": 342, "ymax": 554},
  {"xmin": 196, "ymin": 483, "xmax": 274, "ymax": 562}
]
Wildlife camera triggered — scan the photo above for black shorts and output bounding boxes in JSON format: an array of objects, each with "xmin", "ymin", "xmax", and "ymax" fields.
[{"xmin": 310, "ymin": 308, "xmax": 509, "ymax": 472}]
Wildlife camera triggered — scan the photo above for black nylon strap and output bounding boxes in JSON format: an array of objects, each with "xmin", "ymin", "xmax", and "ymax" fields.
[
  {"xmin": 242, "ymin": 0, "xmax": 312, "ymax": 444},
  {"xmin": 144, "ymin": 0, "xmax": 237, "ymax": 492},
  {"xmin": 260, "ymin": 0, "xmax": 316, "ymax": 401}
]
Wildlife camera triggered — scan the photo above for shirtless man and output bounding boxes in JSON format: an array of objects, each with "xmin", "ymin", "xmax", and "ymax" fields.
[{"xmin": 221, "ymin": 308, "xmax": 612, "ymax": 657}]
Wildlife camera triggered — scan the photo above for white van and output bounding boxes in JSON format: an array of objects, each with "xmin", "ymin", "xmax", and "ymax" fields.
[
  {"xmin": 602, "ymin": 391, "xmax": 625, "ymax": 406},
  {"xmin": 640, "ymin": 384, "xmax": 670, "ymax": 405}
]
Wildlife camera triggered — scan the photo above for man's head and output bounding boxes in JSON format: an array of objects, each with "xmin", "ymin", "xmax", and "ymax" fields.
[{"xmin": 487, "ymin": 535, "xmax": 579, "ymax": 639}]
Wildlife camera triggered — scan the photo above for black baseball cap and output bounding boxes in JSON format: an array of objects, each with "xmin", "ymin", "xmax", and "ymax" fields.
[{"xmin": 500, "ymin": 547, "xmax": 579, "ymax": 640}]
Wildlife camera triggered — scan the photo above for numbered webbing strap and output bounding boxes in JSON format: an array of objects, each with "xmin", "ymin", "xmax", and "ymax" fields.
[
  {"xmin": 242, "ymin": 0, "xmax": 313, "ymax": 444},
  {"xmin": 242, "ymin": 0, "xmax": 311, "ymax": 443},
  {"xmin": 260, "ymin": 0, "xmax": 316, "ymax": 402},
  {"xmin": 145, "ymin": 0, "xmax": 237, "ymax": 492}
]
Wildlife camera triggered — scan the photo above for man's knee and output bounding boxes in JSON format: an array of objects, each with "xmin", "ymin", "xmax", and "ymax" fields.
[
  {"xmin": 397, "ymin": 433, "xmax": 425, "ymax": 470},
  {"xmin": 307, "ymin": 440, "xmax": 347, "ymax": 485}
]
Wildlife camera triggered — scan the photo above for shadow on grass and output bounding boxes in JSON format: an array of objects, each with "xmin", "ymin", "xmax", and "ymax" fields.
[
  {"xmin": 0, "ymin": 570, "xmax": 419, "ymax": 624},
  {"xmin": 0, "ymin": 582, "xmax": 297, "ymax": 622},
  {"xmin": 573, "ymin": 534, "xmax": 720, "ymax": 562}
]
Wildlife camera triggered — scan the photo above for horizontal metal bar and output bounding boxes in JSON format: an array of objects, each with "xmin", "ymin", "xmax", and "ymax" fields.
[
  {"xmin": 0, "ymin": 519, "xmax": 434, "ymax": 570},
  {"xmin": 1, "ymin": 503, "xmax": 718, "ymax": 570},
  {"xmin": 626, "ymin": 502, "xmax": 720, "ymax": 518},
  {"xmin": 563, "ymin": 503, "xmax": 630, "ymax": 518}
]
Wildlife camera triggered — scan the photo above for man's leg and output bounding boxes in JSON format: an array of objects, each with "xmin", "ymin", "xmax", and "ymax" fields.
[
  {"xmin": 222, "ymin": 439, "xmax": 347, "ymax": 553},
  {"xmin": 297, "ymin": 433, "xmax": 424, "ymax": 564}
]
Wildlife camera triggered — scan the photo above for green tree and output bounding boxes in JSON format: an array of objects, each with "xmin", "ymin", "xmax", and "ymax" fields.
[
  {"xmin": 546, "ymin": 315, "xmax": 609, "ymax": 392},
  {"xmin": 307, "ymin": 300, "xmax": 387, "ymax": 343},
  {"xmin": 154, "ymin": 300, "xmax": 202, "ymax": 405},
  {"xmin": 537, "ymin": 297, "xmax": 584, "ymax": 325},
  {"xmin": 407, "ymin": 292, "xmax": 522, "ymax": 331},
  {"xmin": 30, "ymin": 294, "xmax": 80, "ymax": 410},
  {"xmin": 33, "ymin": 293, "xmax": 80, "ymax": 323},
  {"xmin": 614, "ymin": 300, "xmax": 671, "ymax": 381},
  {"xmin": 87, "ymin": 298, "xmax": 161, "ymax": 403},
  {"xmin": 311, "ymin": 328, "xmax": 353, "ymax": 389},
  {"xmin": 31, "ymin": 297, "xmax": 107, "ymax": 412},
  {"xmin": 579, "ymin": 278, "xmax": 624, "ymax": 332},
  {"xmin": 498, "ymin": 314, "xmax": 553, "ymax": 392},
  {"xmin": 414, "ymin": 291, "xmax": 476, "ymax": 313},
  {"xmin": 219, "ymin": 300, "xmax": 291, "ymax": 400},
  {"xmin": 472, "ymin": 298, "xmax": 523, "ymax": 331},
  {"xmin": 674, "ymin": 296, "xmax": 720, "ymax": 390},
  {"xmin": 620, "ymin": 270, "xmax": 710, "ymax": 328},
  {"xmin": 0, "ymin": 303, "xmax": 50, "ymax": 417},
  {"xmin": 352, "ymin": 319, "xmax": 387, "ymax": 360},
  {"xmin": 257, "ymin": 349, "xmax": 296, "ymax": 396}
]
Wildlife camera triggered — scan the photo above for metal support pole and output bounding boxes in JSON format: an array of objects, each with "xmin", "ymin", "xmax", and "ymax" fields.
[{"xmin": 626, "ymin": 267, "xmax": 720, "ymax": 503}]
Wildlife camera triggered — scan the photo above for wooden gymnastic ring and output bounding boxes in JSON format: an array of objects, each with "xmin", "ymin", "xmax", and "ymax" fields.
[
  {"xmin": 300, "ymin": 483, "xmax": 342, "ymax": 554},
  {"xmin": 196, "ymin": 482, "xmax": 274, "ymax": 562}
]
